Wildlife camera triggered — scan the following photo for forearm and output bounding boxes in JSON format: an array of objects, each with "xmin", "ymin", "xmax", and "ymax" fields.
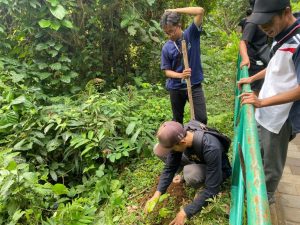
[
  {"xmin": 184, "ymin": 186, "xmax": 219, "ymax": 218},
  {"xmin": 157, "ymin": 166, "xmax": 177, "ymax": 193},
  {"xmin": 165, "ymin": 70, "xmax": 183, "ymax": 79},
  {"xmin": 167, "ymin": 7, "xmax": 204, "ymax": 26},
  {"xmin": 250, "ymin": 68, "xmax": 266, "ymax": 82},
  {"xmin": 239, "ymin": 40, "xmax": 249, "ymax": 62},
  {"xmin": 152, "ymin": 191, "xmax": 161, "ymax": 198},
  {"xmin": 157, "ymin": 152, "xmax": 182, "ymax": 193},
  {"xmin": 168, "ymin": 7, "xmax": 204, "ymax": 16},
  {"xmin": 260, "ymin": 85, "xmax": 300, "ymax": 107}
]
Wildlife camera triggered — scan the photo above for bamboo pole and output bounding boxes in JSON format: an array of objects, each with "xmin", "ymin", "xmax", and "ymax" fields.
[{"xmin": 181, "ymin": 40, "xmax": 195, "ymax": 120}]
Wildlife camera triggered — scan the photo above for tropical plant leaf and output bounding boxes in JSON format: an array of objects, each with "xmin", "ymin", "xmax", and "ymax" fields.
[
  {"xmin": 126, "ymin": 122, "xmax": 136, "ymax": 135},
  {"xmin": 81, "ymin": 143, "xmax": 96, "ymax": 156},
  {"xmin": 46, "ymin": 138, "xmax": 62, "ymax": 152},
  {"xmin": 52, "ymin": 183, "xmax": 68, "ymax": 195},
  {"xmin": 44, "ymin": 123, "xmax": 54, "ymax": 134},
  {"xmin": 62, "ymin": 20, "xmax": 73, "ymax": 28},
  {"xmin": 49, "ymin": 62, "xmax": 62, "ymax": 70},
  {"xmin": 130, "ymin": 128, "xmax": 141, "ymax": 143},
  {"xmin": 50, "ymin": 5, "xmax": 66, "ymax": 20},
  {"xmin": 10, "ymin": 96, "xmax": 26, "ymax": 105},
  {"xmin": 36, "ymin": 43, "xmax": 48, "ymax": 51},
  {"xmin": 47, "ymin": 0, "xmax": 59, "ymax": 7},
  {"xmin": 13, "ymin": 139, "xmax": 33, "ymax": 151},
  {"xmin": 146, "ymin": 196, "xmax": 159, "ymax": 213},
  {"xmin": 128, "ymin": 26, "xmax": 136, "ymax": 36},
  {"xmin": 50, "ymin": 170, "xmax": 58, "ymax": 181},
  {"xmin": 60, "ymin": 75, "xmax": 71, "ymax": 83},
  {"xmin": 146, "ymin": 0, "xmax": 156, "ymax": 6},
  {"xmin": 6, "ymin": 161, "xmax": 17, "ymax": 171},
  {"xmin": 38, "ymin": 19, "xmax": 51, "ymax": 28},
  {"xmin": 50, "ymin": 21, "xmax": 60, "ymax": 30}
]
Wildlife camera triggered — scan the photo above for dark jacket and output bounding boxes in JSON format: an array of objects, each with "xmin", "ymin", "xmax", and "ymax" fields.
[{"xmin": 157, "ymin": 130, "xmax": 231, "ymax": 218}]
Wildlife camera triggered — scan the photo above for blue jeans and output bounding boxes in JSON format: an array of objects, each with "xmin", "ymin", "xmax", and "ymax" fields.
[{"xmin": 169, "ymin": 83, "xmax": 207, "ymax": 124}]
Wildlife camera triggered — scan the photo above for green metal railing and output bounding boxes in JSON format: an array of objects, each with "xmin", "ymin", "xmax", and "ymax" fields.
[{"xmin": 229, "ymin": 56, "xmax": 271, "ymax": 225}]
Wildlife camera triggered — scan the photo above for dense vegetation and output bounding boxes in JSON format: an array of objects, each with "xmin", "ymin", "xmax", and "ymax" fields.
[{"xmin": 4, "ymin": 0, "xmax": 297, "ymax": 224}]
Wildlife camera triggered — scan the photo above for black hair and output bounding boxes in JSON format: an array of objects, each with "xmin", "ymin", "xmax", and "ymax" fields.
[
  {"xmin": 160, "ymin": 11, "xmax": 181, "ymax": 28},
  {"xmin": 275, "ymin": 5, "xmax": 291, "ymax": 17}
]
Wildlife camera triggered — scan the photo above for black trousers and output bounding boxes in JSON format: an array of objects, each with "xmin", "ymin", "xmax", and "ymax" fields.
[
  {"xmin": 169, "ymin": 83, "xmax": 207, "ymax": 124},
  {"xmin": 249, "ymin": 63, "xmax": 265, "ymax": 92}
]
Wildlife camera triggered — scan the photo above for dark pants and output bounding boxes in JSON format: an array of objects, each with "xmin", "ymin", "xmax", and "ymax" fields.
[
  {"xmin": 249, "ymin": 63, "xmax": 265, "ymax": 92},
  {"xmin": 169, "ymin": 84, "xmax": 207, "ymax": 124},
  {"xmin": 258, "ymin": 120, "xmax": 292, "ymax": 202}
]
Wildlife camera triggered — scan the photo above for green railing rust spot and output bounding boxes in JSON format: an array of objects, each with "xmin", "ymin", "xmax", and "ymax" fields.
[{"xmin": 229, "ymin": 56, "xmax": 271, "ymax": 225}]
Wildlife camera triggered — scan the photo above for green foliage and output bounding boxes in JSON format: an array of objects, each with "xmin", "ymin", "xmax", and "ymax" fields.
[
  {"xmin": 0, "ymin": 59, "xmax": 172, "ymax": 223},
  {"xmin": 206, "ymin": 0, "xmax": 248, "ymax": 35},
  {"xmin": 292, "ymin": 1, "xmax": 300, "ymax": 12},
  {"xmin": 0, "ymin": 0, "xmax": 241, "ymax": 224}
]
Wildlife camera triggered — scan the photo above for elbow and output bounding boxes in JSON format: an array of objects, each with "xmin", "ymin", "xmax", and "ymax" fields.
[{"xmin": 198, "ymin": 7, "xmax": 205, "ymax": 15}]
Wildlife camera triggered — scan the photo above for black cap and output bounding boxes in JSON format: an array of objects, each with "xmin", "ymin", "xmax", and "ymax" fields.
[{"xmin": 248, "ymin": 0, "xmax": 290, "ymax": 25}]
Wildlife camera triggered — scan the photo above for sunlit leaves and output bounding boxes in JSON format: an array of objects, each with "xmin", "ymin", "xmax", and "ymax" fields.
[
  {"xmin": 6, "ymin": 161, "xmax": 17, "ymax": 171},
  {"xmin": 36, "ymin": 43, "xmax": 48, "ymax": 51},
  {"xmin": 29, "ymin": 0, "xmax": 41, "ymax": 8},
  {"xmin": 49, "ymin": 20, "xmax": 60, "ymax": 30},
  {"xmin": 46, "ymin": 138, "xmax": 62, "ymax": 152},
  {"xmin": 47, "ymin": 0, "xmax": 59, "ymax": 7},
  {"xmin": 60, "ymin": 75, "xmax": 71, "ymax": 83},
  {"xmin": 126, "ymin": 122, "xmax": 136, "ymax": 135},
  {"xmin": 52, "ymin": 183, "xmax": 68, "ymax": 195},
  {"xmin": 145, "ymin": 196, "xmax": 159, "ymax": 213},
  {"xmin": 50, "ymin": 62, "xmax": 62, "ymax": 70},
  {"xmin": 10, "ymin": 71, "xmax": 25, "ymax": 83},
  {"xmin": 146, "ymin": 0, "xmax": 156, "ymax": 6},
  {"xmin": 50, "ymin": 5, "xmax": 66, "ymax": 20},
  {"xmin": 39, "ymin": 19, "xmax": 51, "ymax": 28},
  {"xmin": 62, "ymin": 20, "xmax": 73, "ymax": 28},
  {"xmin": 0, "ymin": 111, "xmax": 19, "ymax": 130},
  {"xmin": 10, "ymin": 96, "xmax": 26, "ymax": 105},
  {"xmin": 13, "ymin": 139, "xmax": 33, "ymax": 151},
  {"xmin": 127, "ymin": 26, "xmax": 137, "ymax": 36}
]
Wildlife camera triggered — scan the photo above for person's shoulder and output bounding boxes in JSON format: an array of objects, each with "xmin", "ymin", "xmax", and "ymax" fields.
[
  {"xmin": 162, "ymin": 41, "xmax": 173, "ymax": 50},
  {"xmin": 184, "ymin": 22, "xmax": 201, "ymax": 33},
  {"xmin": 244, "ymin": 21, "xmax": 257, "ymax": 29}
]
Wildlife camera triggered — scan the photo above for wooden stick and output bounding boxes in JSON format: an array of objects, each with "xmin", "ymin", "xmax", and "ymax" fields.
[{"xmin": 181, "ymin": 40, "xmax": 195, "ymax": 120}]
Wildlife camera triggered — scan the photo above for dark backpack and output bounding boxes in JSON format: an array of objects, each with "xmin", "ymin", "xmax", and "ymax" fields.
[{"xmin": 184, "ymin": 120, "xmax": 231, "ymax": 153}]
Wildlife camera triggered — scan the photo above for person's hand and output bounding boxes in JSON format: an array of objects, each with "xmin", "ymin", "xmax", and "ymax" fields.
[
  {"xmin": 169, "ymin": 209, "xmax": 187, "ymax": 225},
  {"xmin": 144, "ymin": 192, "xmax": 161, "ymax": 214},
  {"xmin": 237, "ymin": 77, "xmax": 252, "ymax": 90},
  {"xmin": 181, "ymin": 68, "xmax": 191, "ymax": 79},
  {"xmin": 240, "ymin": 58, "xmax": 250, "ymax": 69},
  {"xmin": 240, "ymin": 92, "xmax": 262, "ymax": 108}
]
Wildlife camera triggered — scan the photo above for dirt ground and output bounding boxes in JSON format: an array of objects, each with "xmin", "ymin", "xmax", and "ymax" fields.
[{"xmin": 137, "ymin": 176, "xmax": 190, "ymax": 225}]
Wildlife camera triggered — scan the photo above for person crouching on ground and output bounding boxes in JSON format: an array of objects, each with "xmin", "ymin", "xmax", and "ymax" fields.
[{"xmin": 144, "ymin": 121, "xmax": 231, "ymax": 225}]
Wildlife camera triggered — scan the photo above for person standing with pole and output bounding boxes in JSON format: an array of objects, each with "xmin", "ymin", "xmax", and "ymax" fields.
[{"xmin": 160, "ymin": 6, "xmax": 207, "ymax": 124}]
